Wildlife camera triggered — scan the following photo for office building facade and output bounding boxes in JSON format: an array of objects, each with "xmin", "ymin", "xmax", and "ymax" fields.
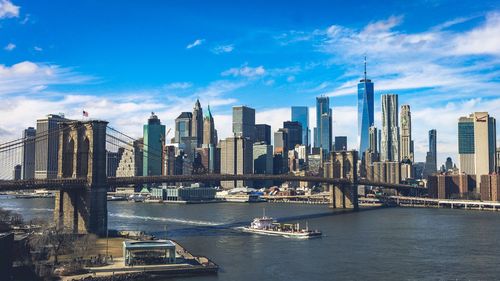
[
  {"xmin": 357, "ymin": 59, "xmax": 374, "ymax": 156},
  {"xmin": 191, "ymin": 99, "xmax": 204, "ymax": 148},
  {"xmin": 35, "ymin": 114, "xmax": 67, "ymax": 179},
  {"xmin": 381, "ymin": 94, "xmax": 399, "ymax": 162},
  {"xmin": 143, "ymin": 112, "xmax": 166, "ymax": 176},
  {"xmin": 315, "ymin": 96, "xmax": 332, "ymax": 152},
  {"xmin": 334, "ymin": 136, "xmax": 347, "ymax": 151},
  {"xmin": 22, "ymin": 127, "xmax": 36, "ymax": 180},
  {"xmin": 458, "ymin": 112, "xmax": 497, "ymax": 191},
  {"xmin": 255, "ymin": 124, "xmax": 271, "ymax": 145},
  {"xmin": 220, "ymin": 136, "xmax": 253, "ymax": 188},
  {"xmin": 291, "ymin": 106, "xmax": 309, "ymax": 148},
  {"xmin": 175, "ymin": 112, "xmax": 192, "ymax": 144},
  {"xmin": 400, "ymin": 105, "xmax": 414, "ymax": 163},
  {"xmin": 233, "ymin": 106, "xmax": 255, "ymax": 142},
  {"xmin": 283, "ymin": 121, "xmax": 302, "ymax": 150}
]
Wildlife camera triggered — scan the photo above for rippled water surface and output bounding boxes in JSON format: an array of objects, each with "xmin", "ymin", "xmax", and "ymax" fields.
[{"xmin": 2, "ymin": 197, "xmax": 500, "ymax": 280}]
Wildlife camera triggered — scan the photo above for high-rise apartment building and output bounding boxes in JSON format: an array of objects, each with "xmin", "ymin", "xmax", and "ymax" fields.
[
  {"xmin": 381, "ymin": 94, "xmax": 399, "ymax": 162},
  {"xmin": 458, "ymin": 112, "xmax": 497, "ymax": 191},
  {"xmin": 220, "ymin": 136, "xmax": 253, "ymax": 188},
  {"xmin": 191, "ymin": 99, "xmax": 204, "ymax": 148},
  {"xmin": 283, "ymin": 121, "xmax": 302, "ymax": 150},
  {"xmin": 254, "ymin": 124, "xmax": 271, "ymax": 145},
  {"xmin": 357, "ymin": 58, "xmax": 374, "ymax": 156},
  {"xmin": 143, "ymin": 112, "xmax": 166, "ymax": 176},
  {"xmin": 233, "ymin": 106, "xmax": 255, "ymax": 143},
  {"xmin": 291, "ymin": 106, "xmax": 309, "ymax": 148},
  {"xmin": 314, "ymin": 96, "xmax": 332, "ymax": 152},
  {"xmin": 22, "ymin": 127, "xmax": 36, "ymax": 180},
  {"xmin": 400, "ymin": 104, "xmax": 414, "ymax": 163},
  {"xmin": 35, "ymin": 114, "xmax": 67, "ymax": 179}
]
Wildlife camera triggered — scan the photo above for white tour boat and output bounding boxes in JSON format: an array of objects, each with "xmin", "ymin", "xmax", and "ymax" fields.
[{"xmin": 241, "ymin": 209, "xmax": 322, "ymax": 239}]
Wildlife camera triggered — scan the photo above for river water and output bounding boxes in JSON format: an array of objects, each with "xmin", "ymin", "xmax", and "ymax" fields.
[{"xmin": 2, "ymin": 197, "xmax": 500, "ymax": 280}]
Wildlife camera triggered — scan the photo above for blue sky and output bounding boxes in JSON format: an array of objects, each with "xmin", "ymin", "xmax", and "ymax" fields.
[{"xmin": 0, "ymin": 0, "xmax": 499, "ymax": 166}]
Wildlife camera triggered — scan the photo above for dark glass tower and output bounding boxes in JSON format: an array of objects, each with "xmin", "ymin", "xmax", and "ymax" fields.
[
  {"xmin": 291, "ymin": 106, "xmax": 309, "ymax": 148},
  {"xmin": 357, "ymin": 57, "xmax": 374, "ymax": 156},
  {"xmin": 315, "ymin": 96, "xmax": 332, "ymax": 152}
]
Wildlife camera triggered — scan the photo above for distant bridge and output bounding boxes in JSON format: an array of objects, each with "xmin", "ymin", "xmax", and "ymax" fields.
[
  {"xmin": 0, "ymin": 174, "xmax": 422, "ymax": 192},
  {"xmin": 0, "ymin": 120, "xmax": 423, "ymax": 236}
]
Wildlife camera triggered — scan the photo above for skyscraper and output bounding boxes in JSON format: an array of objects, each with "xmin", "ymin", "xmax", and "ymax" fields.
[
  {"xmin": 143, "ymin": 112, "xmax": 166, "ymax": 176},
  {"xmin": 369, "ymin": 126, "xmax": 378, "ymax": 153},
  {"xmin": 35, "ymin": 114, "xmax": 67, "ymax": 179},
  {"xmin": 357, "ymin": 57, "xmax": 374, "ymax": 156},
  {"xmin": 291, "ymin": 106, "xmax": 309, "ymax": 148},
  {"xmin": 233, "ymin": 106, "xmax": 255, "ymax": 143},
  {"xmin": 191, "ymin": 99, "xmax": 204, "ymax": 148},
  {"xmin": 315, "ymin": 96, "xmax": 332, "ymax": 152},
  {"xmin": 253, "ymin": 142, "xmax": 273, "ymax": 187},
  {"xmin": 255, "ymin": 124, "xmax": 271, "ymax": 145},
  {"xmin": 283, "ymin": 121, "xmax": 302, "ymax": 150},
  {"xmin": 381, "ymin": 94, "xmax": 399, "ymax": 162},
  {"xmin": 400, "ymin": 104, "xmax": 414, "ymax": 163},
  {"xmin": 274, "ymin": 129, "xmax": 288, "ymax": 155},
  {"xmin": 203, "ymin": 105, "xmax": 216, "ymax": 146},
  {"xmin": 220, "ymin": 136, "xmax": 253, "ymax": 188},
  {"xmin": 424, "ymin": 129, "xmax": 437, "ymax": 178},
  {"xmin": 334, "ymin": 136, "xmax": 347, "ymax": 151},
  {"xmin": 174, "ymin": 112, "xmax": 192, "ymax": 143},
  {"xmin": 22, "ymin": 127, "xmax": 36, "ymax": 180},
  {"xmin": 458, "ymin": 112, "xmax": 497, "ymax": 191}
]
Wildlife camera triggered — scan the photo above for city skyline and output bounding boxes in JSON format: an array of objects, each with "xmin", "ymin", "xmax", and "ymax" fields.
[{"xmin": 0, "ymin": 0, "xmax": 499, "ymax": 167}]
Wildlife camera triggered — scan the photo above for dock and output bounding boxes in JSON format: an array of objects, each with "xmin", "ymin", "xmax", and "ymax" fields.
[{"xmin": 62, "ymin": 239, "xmax": 217, "ymax": 280}]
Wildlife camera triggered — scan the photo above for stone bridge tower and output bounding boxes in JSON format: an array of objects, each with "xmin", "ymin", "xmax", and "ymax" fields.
[
  {"xmin": 54, "ymin": 120, "xmax": 108, "ymax": 236},
  {"xmin": 327, "ymin": 150, "xmax": 359, "ymax": 209}
]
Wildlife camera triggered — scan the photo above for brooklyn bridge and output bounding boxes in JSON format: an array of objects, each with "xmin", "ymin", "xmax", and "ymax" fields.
[{"xmin": 0, "ymin": 120, "xmax": 421, "ymax": 236}]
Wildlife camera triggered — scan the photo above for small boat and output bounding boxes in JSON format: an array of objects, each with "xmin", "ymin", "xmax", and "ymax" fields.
[
  {"xmin": 241, "ymin": 209, "xmax": 322, "ymax": 239},
  {"xmin": 128, "ymin": 194, "xmax": 145, "ymax": 202},
  {"xmin": 107, "ymin": 195, "xmax": 127, "ymax": 201}
]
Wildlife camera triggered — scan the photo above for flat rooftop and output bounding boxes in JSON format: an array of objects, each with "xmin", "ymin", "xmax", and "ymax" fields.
[{"xmin": 123, "ymin": 240, "xmax": 175, "ymax": 249}]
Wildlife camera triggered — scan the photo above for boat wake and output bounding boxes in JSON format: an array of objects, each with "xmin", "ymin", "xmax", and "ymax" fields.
[
  {"xmin": 1, "ymin": 207, "xmax": 53, "ymax": 212},
  {"xmin": 109, "ymin": 213, "xmax": 224, "ymax": 226}
]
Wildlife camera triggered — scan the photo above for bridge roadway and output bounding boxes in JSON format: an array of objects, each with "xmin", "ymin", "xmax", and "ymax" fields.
[{"xmin": 0, "ymin": 174, "xmax": 423, "ymax": 192}]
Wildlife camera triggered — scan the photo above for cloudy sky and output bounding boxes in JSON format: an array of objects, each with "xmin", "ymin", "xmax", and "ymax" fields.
[{"xmin": 0, "ymin": 0, "xmax": 499, "ymax": 167}]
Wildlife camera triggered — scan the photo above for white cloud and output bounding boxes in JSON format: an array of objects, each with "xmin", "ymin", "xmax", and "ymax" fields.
[
  {"xmin": 453, "ymin": 12, "xmax": 500, "ymax": 56},
  {"xmin": 212, "ymin": 44, "xmax": 234, "ymax": 54},
  {"xmin": 0, "ymin": 61, "xmax": 93, "ymax": 95},
  {"xmin": 4, "ymin": 42, "xmax": 15, "ymax": 51},
  {"xmin": 33, "ymin": 46, "xmax": 43, "ymax": 51},
  {"xmin": 221, "ymin": 65, "xmax": 266, "ymax": 77},
  {"xmin": 186, "ymin": 39, "xmax": 204, "ymax": 49},
  {"xmin": 163, "ymin": 82, "xmax": 192, "ymax": 90},
  {"xmin": 0, "ymin": 0, "xmax": 19, "ymax": 19}
]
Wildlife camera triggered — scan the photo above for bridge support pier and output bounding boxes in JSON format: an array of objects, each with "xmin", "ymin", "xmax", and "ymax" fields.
[
  {"xmin": 328, "ymin": 151, "xmax": 359, "ymax": 210},
  {"xmin": 53, "ymin": 121, "xmax": 108, "ymax": 236}
]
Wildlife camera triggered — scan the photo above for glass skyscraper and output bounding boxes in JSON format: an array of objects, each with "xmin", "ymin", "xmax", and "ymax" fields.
[
  {"xmin": 315, "ymin": 96, "xmax": 332, "ymax": 152},
  {"xmin": 291, "ymin": 106, "xmax": 309, "ymax": 148},
  {"xmin": 357, "ymin": 58, "xmax": 374, "ymax": 156},
  {"xmin": 143, "ymin": 112, "xmax": 166, "ymax": 176}
]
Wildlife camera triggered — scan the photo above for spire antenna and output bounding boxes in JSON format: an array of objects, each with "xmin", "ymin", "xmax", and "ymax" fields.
[{"xmin": 364, "ymin": 56, "xmax": 367, "ymax": 81}]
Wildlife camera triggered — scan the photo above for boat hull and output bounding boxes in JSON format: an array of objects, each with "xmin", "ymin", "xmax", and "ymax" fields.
[{"xmin": 240, "ymin": 227, "xmax": 322, "ymax": 239}]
